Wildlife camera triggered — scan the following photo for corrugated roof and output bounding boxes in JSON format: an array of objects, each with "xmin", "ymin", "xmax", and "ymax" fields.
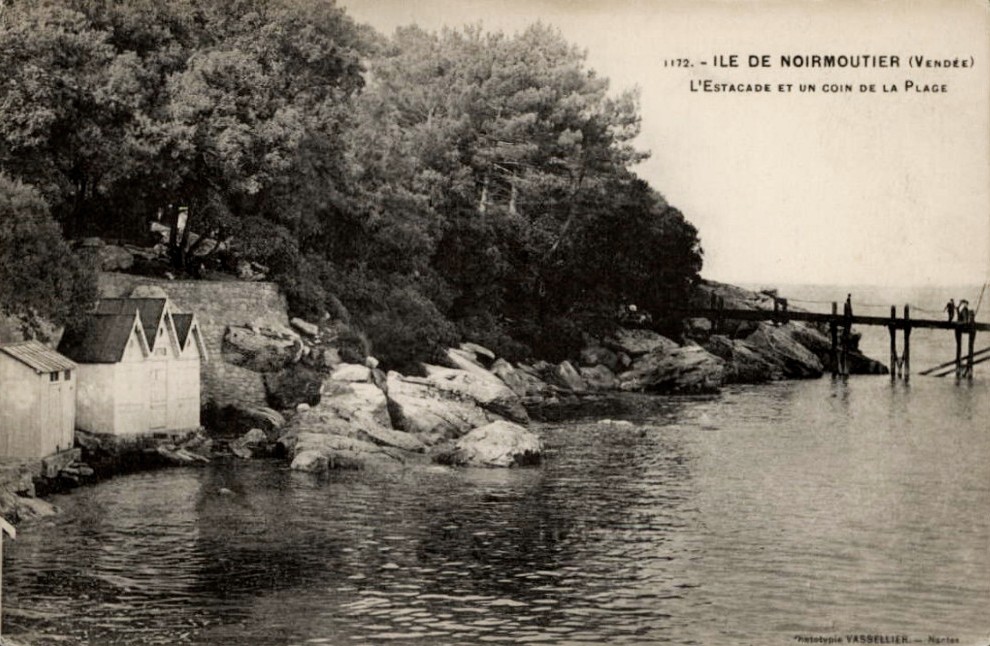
[
  {"xmin": 58, "ymin": 314, "xmax": 143, "ymax": 363},
  {"xmin": 0, "ymin": 340, "xmax": 77, "ymax": 373},
  {"xmin": 173, "ymin": 313, "xmax": 194, "ymax": 348},
  {"xmin": 96, "ymin": 298, "xmax": 166, "ymax": 349}
]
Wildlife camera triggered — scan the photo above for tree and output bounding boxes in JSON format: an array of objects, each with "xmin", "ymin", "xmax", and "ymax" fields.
[{"xmin": 0, "ymin": 173, "xmax": 96, "ymax": 330}]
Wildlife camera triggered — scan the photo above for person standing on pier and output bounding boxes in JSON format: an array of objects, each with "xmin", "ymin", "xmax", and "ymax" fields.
[
  {"xmin": 957, "ymin": 300, "xmax": 970, "ymax": 324},
  {"xmin": 944, "ymin": 298, "xmax": 955, "ymax": 322},
  {"xmin": 843, "ymin": 294, "xmax": 853, "ymax": 319}
]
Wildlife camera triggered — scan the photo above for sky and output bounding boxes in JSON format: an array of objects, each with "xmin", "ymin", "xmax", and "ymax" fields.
[{"xmin": 340, "ymin": 0, "xmax": 990, "ymax": 288}]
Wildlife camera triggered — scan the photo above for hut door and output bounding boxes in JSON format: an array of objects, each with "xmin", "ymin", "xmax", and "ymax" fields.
[{"xmin": 150, "ymin": 366, "xmax": 168, "ymax": 429}]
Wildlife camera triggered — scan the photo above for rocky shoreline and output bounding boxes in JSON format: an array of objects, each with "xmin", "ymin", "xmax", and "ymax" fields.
[{"xmin": 0, "ymin": 279, "xmax": 887, "ymax": 524}]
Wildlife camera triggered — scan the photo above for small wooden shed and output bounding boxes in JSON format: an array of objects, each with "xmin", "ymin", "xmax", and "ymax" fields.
[
  {"xmin": 0, "ymin": 340, "xmax": 77, "ymax": 459},
  {"xmin": 57, "ymin": 295, "xmax": 206, "ymax": 436}
]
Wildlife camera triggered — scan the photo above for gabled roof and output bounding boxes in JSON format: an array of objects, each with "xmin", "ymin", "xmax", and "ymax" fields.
[
  {"xmin": 172, "ymin": 313, "xmax": 208, "ymax": 361},
  {"xmin": 57, "ymin": 312, "xmax": 149, "ymax": 364},
  {"xmin": 0, "ymin": 340, "xmax": 77, "ymax": 373},
  {"xmin": 96, "ymin": 298, "xmax": 168, "ymax": 350},
  {"xmin": 173, "ymin": 313, "xmax": 194, "ymax": 348}
]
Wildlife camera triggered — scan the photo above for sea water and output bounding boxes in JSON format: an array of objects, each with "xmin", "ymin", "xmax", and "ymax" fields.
[{"xmin": 3, "ymin": 285, "xmax": 988, "ymax": 645}]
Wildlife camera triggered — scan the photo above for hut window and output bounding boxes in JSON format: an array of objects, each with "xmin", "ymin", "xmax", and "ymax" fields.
[
  {"xmin": 64, "ymin": 370, "xmax": 71, "ymax": 381},
  {"xmin": 49, "ymin": 372, "xmax": 59, "ymax": 382}
]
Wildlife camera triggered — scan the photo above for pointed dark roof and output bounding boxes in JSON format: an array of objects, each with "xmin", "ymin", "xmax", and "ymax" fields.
[
  {"xmin": 57, "ymin": 314, "xmax": 143, "ymax": 363},
  {"xmin": 173, "ymin": 313, "xmax": 194, "ymax": 348},
  {"xmin": 0, "ymin": 340, "xmax": 77, "ymax": 373},
  {"xmin": 96, "ymin": 298, "xmax": 167, "ymax": 349}
]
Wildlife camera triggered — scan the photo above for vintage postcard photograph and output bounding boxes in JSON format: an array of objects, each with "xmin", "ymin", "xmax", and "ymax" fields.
[{"xmin": 0, "ymin": 0, "xmax": 987, "ymax": 644}]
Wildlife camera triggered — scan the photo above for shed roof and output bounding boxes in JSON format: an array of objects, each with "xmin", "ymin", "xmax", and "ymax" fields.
[
  {"xmin": 96, "ymin": 298, "xmax": 167, "ymax": 349},
  {"xmin": 57, "ymin": 314, "xmax": 145, "ymax": 363},
  {"xmin": 0, "ymin": 340, "xmax": 77, "ymax": 373}
]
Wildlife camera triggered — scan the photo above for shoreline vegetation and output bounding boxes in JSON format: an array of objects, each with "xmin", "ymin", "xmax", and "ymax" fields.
[{"xmin": 0, "ymin": 2, "xmax": 885, "ymax": 526}]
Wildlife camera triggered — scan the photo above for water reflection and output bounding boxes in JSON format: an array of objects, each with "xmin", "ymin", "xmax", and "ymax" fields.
[{"xmin": 4, "ymin": 378, "xmax": 989, "ymax": 645}]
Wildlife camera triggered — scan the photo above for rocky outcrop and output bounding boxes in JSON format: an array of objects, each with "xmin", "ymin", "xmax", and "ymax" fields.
[
  {"xmin": 223, "ymin": 324, "xmax": 302, "ymax": 372},
  {"xmin": 550, "ymin": 360, "xmax": 588, "ymax": 392},
  {"xmin": 287, "ymin": 432, "xmax": 404, "ymax": 472},
  {"xmin": 432, "ymin": 421, "xmax": 542, "ymax": 468},
  {"xmin": 422, "ymin": 364, "xmax": 529, "ymax": 423},
  {"xmin": 618, "ymin": 345, "xmax": 724, "ymax": 394},
  {"xmin": 704, "ymin": 334, "xmax": 782, "ymax": 383},
  {"xmin": 384, "ymin": 372, "xmax": 496, "ymax": 445},
  {"xmin": 744, "ymin": 323, "xmax": 824, "ymax": 378},
  {"xmin": 579, "ymin": 365, "xmax": 619, "ymax": 391},
  {"xmin": 493, "ymin": 359, "xmax": 552, "ymax": 397},
  {"xmin": 604, "ymin": 328, "xmax": 679, "ymax": 358}
]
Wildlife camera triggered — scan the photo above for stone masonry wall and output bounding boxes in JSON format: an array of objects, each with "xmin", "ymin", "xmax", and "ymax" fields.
[{"xmin": 98, "ymin": 274, "xmax": 290, "ymax": 408}]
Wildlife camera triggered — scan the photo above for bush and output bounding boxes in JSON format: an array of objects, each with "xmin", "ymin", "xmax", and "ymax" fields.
[{"xmin": 359, "ymin": 286, "xmax": 458, "ymax": 374}]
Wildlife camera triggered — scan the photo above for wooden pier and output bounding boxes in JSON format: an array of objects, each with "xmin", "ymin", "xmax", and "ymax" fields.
[{"xmin": 673, "ymin": 298, "xmax": 986, "ymax": 381}]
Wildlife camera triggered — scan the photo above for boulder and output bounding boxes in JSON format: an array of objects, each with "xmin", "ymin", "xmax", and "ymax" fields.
[
  {"xmin": 223, "ymin": 325, "xmax": 301, "ymax": 372},
  {"xmin": 744, "ymin": 323, "xmax": 824, "ymax": 378},
  {"xmin": 491, "ymin": 359, "xmax": 551, "ymax": 397},
  {"xmin": 289, "ymin": 432, "xmax": 402, "ymax": 470},
  {"xmin": 290, "ymin": 450, "xmax": 329, "ymax": 473},
  {"xmin": 422, "ymin": 364, "xmax": 529, "ymax": 423},
  {"xmin": 458, "ymin": 342, "xmax": 496, "ymax": 367},
  {"xmin": 704, "ymin": 334, "xmax": 782, "ymax": 383},
  {"xmin": 552, "ymin": 360, "xmax": 587, "ymax": 392},
  {"xmin": 445, "ymin": 347, "xmax": 493, "ymax": 378},
  {"xmin": 385, "ymin": 372, "xmax": 495, "ymax": 444},
  {"xmin": 579, "ymin": 365, "xmax": 619, "ymax": 391},
  {"xmin": 604, "ymin": 328, "xmax": 679, "ymax": 358},
  {"xmin": 618, "ymin": 345, "xmax": 724, "ymax": 394},
  {"xmin": 432, "ymin": 421, "xmax": 542, "ymax": 468},
  {"xmin": 329, "ymin": 363, "xmax": 371, "ymax": 383},
  {"xmin": 99, "ymin": 244, "xmax": 134, "ymax": 271},
  {"xmin": 229, "ymin": 428, "xmax": 268, "ymax": 458},
  {"xmin": 578, "ymin": 345, "xmax": 621, "ymax": 372},
  {"xmin": 684, "ymin": 317, "xmax": 713, "ymax": 340},
  {"xmin": 317, "ymin": 380, "xmax": 392, "ymax": 428},
  {"xmin": 290, "ymin": 317, "xmax": 319, "ymax": 337}
]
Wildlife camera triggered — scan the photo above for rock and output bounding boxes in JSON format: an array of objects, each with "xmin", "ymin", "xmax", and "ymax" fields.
[
  {"xmin": 290, "ymin": 432, "xmax": 403, "ymax": 470},
  {"xmin": 422, "ymin": 364, "xmax": 529, "ymax": 423},
  {"xmin": 618, "ymin": 345, "xmax": 724, "ymax": 394},
  {"xmin": 684, "ymin": 317, "xmax": 713, "ymax": 340},
  {"xmin": 317, "ymin": 380, "xmax": 392, "ymax": 428},
  {"xmin": 578, "ymin": 345, "xmax": 621, "ymax": 372},
  {"xmin": 385, "ymin": 372, "xmax": 495, "ymax": 445},
  {"xmin": 229, "ymin": 427, "xmax": 268, "ymax": 458},
  {"xmin": 579, "ymin": 365, "xmax": 619, "ymax": 391},
  {"xmin": 551, "ymin": 360, "xmax": 587, "ymax": 392},
  {"xmin": 296, "ymin": 403, "xmax": 310, "ymax": 413},
  {"xmin": 744, "ymin": 323, "xmax": 824, "ymax": 378},
  {"xmin": 291, "ymin": 317, "xmax": 319, "ymax": 337},
  {"xmin": 604, "ymin": 328, "xmax": 679, "ymax": 357},
  {"xmin": 203, "ymin": 404, "xmax": 284, "ymax": 437},
  {"xmin": 99, "ymin": 244, "xmax": 134, "ymax": 271},
  {"xmin": 704, "ymin": 334, "xmax": 782, "ymax": 383},
  {"xmin": 490, "ymin": 358, "xmax": 547, "ymax": 397},
  {"xmin": 313, "ymin": 347, "xmax": 342, "ymax": 370},
  {"xmin": 231, "ymin": 445, "xmax": 253, "ymax": 459},
  {"xmin": 223, "ymin": 325, "xmax": 301, "ymax": 372},
  {"xmin": 330, "ymin": 363, "xmax": 371, "ymax": 383},
  {"xmin": 459, "ymin": 342, "xmax": 496, "ymax": 367},
  {"xmin": 290, "ymin": 449, "xmax": 329, "ymax": 473},
  {"xmin": 0, "ymin": 491, "xmax": 58, "ymax": 522},
  {"xmin": 355, "ymin": 424, "xmax": 427, "ymax": 453},
  {"xmin": 445, "ymin": 347, "xmax": 493, "ymax": 378},
  {"xmin": 432, "ymin": 421, "xmax": 542, "ymax": 468},
  {"xmin": 365, "ymin": 356, "xmax": 380, "ymax": 369}
]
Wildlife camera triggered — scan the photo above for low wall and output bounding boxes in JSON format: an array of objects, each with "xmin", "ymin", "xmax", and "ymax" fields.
[{"xmin": 98, "ymin": 274, "xmax": 290, "ymax": 408}]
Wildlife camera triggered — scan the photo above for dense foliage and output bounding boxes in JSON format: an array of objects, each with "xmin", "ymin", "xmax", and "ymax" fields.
[{"xmin": 0, "ymin": 0, "xmax": 702, "ymax": 367}]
